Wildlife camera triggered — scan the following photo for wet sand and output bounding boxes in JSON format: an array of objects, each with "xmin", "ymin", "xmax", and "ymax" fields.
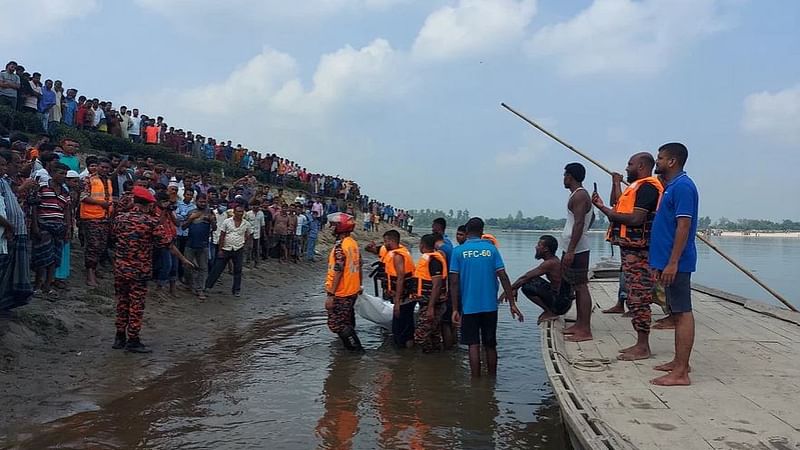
[
  {"xmin": 0, "ymin": 228, "xmax": 380, "ymax": 441},
  {"xmin": 0, "ymin": 228, "xmax": 569, "ymax": 450}
]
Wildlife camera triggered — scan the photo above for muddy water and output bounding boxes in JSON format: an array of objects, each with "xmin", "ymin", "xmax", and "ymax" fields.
[{"xmin": 9, "ymin": 267, "xmax": 569, "ymax": 449}]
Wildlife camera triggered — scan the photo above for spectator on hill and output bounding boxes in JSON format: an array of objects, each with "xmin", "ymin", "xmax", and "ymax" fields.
[{"xmin": 0, "ymin": 61, "xmax": 21, "ymax": 109}]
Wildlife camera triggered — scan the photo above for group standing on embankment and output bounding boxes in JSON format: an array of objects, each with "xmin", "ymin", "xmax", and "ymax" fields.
[
  {"xmin": 323, "ymin": 142, "xmax": 700, "ymax": 387},
  {"xmin": 0, "ymin": 59, "xmax": 419, "ymax": 355}
]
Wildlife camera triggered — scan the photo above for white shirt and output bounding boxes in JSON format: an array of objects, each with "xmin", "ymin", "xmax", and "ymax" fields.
[
  {"xmin": 295, "ymin": 195, "xmax": 306, "ymax": 204},
  {"xmin": 92, "ymin": 107, "xmax": 105, "ymax": 127},
  {"xmin": 212, "ymin": 208, "xmax": 232, "ymax": 244},
  {"xmin": 295, "ymin": 213, "xmax": 307, "ymax": 236},
  {"xmin": 79, "ymin": 168, "xmax": 91, "ymax": 180},
  {"xmin": 129, "ymin": 116, "xmax": 141, "ymax": 136},
  {"xmin": 220, "ymin": 217, "xmax": 252, "ymax": 251},
  {"xmin": 562, "ymin": 187, "xmax": 593, "ymax": 254},
  {"xmin": 33, "ymin": 168, "xmax": 50, "ymax": 186},
  {"xmin": 244, "ymin": 210, "xmax": 265, "ymax": 240}
]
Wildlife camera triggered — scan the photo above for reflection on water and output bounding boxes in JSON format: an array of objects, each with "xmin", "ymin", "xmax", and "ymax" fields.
[
  {"xmin": 12, "ymin": 231, "xmax": 792, "ymax": 449},
  {"xmin": 10, "ymin": 288, "xmax": 569, "ymax": 450}
]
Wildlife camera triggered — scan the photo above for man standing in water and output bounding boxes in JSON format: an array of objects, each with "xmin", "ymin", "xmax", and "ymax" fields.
[
  {"xmin": 561, "ymin": 162, "xmax": 594, "ymax": 342},
  {"xmin": 450, "ymin": 217, "xmax": 522, "ymax": 377},
  {"xmin": 382, "ymin": 229, "xmax": 415, "ymax": 348},
  {"xmin": 592, "ymin": 152, "xmax": 663, "ymax": 360},
  {"xmin": 325, "ymin": 216, "xmax": 364, "ymax": 352},
  {"xmin": 649, "ymin": 142, "xmax": 698, "ymax": 386}
]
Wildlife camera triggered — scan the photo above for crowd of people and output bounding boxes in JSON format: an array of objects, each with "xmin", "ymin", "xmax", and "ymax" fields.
[
  {"xmin": 324, "ymin": 143, "xmax": 699, "ymax": 386},
  {"xmin": 0, "ymin": 59, "xmax": 380, "ymax": 202},
  {"xmin": 0, "ymin": 57, "xmax": 418, "ymax": 354}
]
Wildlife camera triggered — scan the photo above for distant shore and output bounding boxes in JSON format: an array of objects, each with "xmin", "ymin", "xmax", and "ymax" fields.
[
  {"xmin": 717, "ymin": 231, "xmax": 800, "ymax": 238},
  {"xmin": 488, "ymin": 228, "xmax": 800, "ymax": 238}
]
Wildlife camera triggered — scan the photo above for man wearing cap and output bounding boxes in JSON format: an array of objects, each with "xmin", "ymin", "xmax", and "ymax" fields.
[
  {"xmin": 111, "ymin": 186, "xmax": 194, "ymax": 353},
  {"xmin": 325, "ymin": 216, "xmax": 364, "ymax": 351}
]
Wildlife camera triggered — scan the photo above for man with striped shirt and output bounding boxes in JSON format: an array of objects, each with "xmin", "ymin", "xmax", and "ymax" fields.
[{"xmin": 31, "ymin": 162, "xmax": 71, "ymax": 295}]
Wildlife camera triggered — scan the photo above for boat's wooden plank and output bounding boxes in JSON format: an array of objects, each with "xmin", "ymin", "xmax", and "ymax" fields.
[
  {"xmin": 595, "ymin": 409, "xmax": 714, "ymax": 450},
  {"xmin": 548, "ymin": 279, "xmax": 800, "ymax": 450}
]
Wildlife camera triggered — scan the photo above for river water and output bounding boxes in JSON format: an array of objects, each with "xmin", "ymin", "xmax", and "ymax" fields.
[{"xmin": 11, "ymin": 232, "xmax": 798, "ymax": 449}]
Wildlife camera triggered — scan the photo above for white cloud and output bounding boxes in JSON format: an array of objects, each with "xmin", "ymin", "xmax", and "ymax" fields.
[
  {"xmin": 0, "ymin": 0, "xmax": 98, "ymax": 44},
  {"xmin": 742, "ymin": 84, "xmax": 800, "ymax": 146},
  {"xmin": 134, "ymin": 0, "xmax": 407, "ymax": 21},
  {"xmin": 135, "ymin": 39, "xmax": 409, "ymax": 175},
  {"xmin": 412, "ymin": 0, "xmax": 537, "ymax": 61},
  {"xmin": 495, "ymin": 139, "xmax": 547, "ymax": 168},
  {"xmin": 527, "ymin": 0, "xmax": 727, "ymax": 76},
  {"xmin": 154, "ymin": 39, "xmax": 406, "ymax": 118}
]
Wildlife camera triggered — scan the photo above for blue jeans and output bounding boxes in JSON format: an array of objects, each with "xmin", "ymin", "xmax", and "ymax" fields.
[
  {"xmin": 306, "ymin": 236, "xmax": 317, "ymax": 261},
  {"xmin": 156, "ymin": 247, "xmax": 178, "ymax": 287}
]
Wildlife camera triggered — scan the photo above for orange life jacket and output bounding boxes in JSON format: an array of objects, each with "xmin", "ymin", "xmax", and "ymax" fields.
[
  {"xmin": 80, "ymin": 175, "xmax": 113, "ymax": 219},
  {"xmin": 382, "ymin": 245, "xmax": 415, "ymax": 297},
  {"xmin": 414, "ymin": 251, "xmax": 448, "ymax": 301},
  {"xmin": 606, "ymin": 176, "xmax": 664, "ymax": 248},
  {"xmin": 482, "ymin": 233, "xmax": 499, "ymax": 247},
  {"xmin": 325, "ymin": 236, "xmax": 361, "ymax": 297}
]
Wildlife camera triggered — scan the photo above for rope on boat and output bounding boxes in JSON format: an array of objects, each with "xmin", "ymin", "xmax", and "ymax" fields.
[{"xmin": 553, "ymin": 350, "xmax": 611, "ymax": 372}]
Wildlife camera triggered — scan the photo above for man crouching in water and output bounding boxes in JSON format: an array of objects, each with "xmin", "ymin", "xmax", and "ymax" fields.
[
  {"xmin": 325, "ymin": 217, "xmax": 364, "ymax": 352},
  {"xmin": 502, "ymin": 235, "xmax": 572, "ymax": 325}
]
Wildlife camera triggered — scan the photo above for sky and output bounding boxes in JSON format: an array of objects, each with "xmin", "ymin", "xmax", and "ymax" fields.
[{"xmin": 2, "ymin": 0, "xmax": 798, "ymax": 221}]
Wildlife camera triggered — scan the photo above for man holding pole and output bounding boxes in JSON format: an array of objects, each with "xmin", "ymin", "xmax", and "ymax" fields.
[
  {"xmin": 592, "ymin": 153, "xmax": 663, "ymax": 360},
  {"xmin": 649, "ymin": 143, "xmax": 698, "ymax": 386},
  {"xmin": 561, "ymin": 163, "xmax": 594, "ymax": 342}
]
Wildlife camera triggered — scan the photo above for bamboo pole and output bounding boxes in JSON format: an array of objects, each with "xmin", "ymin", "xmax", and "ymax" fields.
[{"xmin": 500, "ymin": 102, "xmax": 799, "ymax": 313}]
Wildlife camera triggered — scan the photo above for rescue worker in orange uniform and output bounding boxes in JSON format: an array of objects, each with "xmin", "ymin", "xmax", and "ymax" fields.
[
  {"xmin": 80, "ymin": 157, "xmax": 113, "ymax": 287},
  {"xmin": 412, "ymin": 233, "xmax": 448, "ymax": 352},
  {"xmin": 592, "ymin": 152, "xmax": 663, "ymax": 361},
  {"xmin": 381, "ymin": 229, "xmax": 416, "ymax": 348},
  {"xmin": 325, "ymin": 216, "xmax": 363, "ymax": 351}
]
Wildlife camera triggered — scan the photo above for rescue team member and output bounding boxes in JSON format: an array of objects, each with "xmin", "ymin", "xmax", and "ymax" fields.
[
  {"xmin": 450, "ymin": 217, "xmax": 523, "ymax": 377},
  {"xmin": 649, "ymin": 142, "xmax": 698, "ymax": 387},
  {"xmin": 325, "ymin": 216, "xmax": 364, "ymax": 352},
  {"xmin": 412, "ymin": 233, "xmax": 448, "ymax": 352},
  {"xmin": 502, "ymin": 235, "xmax": 572, "ymax": 325},
  {"xmin": 111, "ymin": 186, "xmax": 194, "ymax": 353},
  {"xmin": 382, "ymin": 230, "xmax": 416, "ymax": 348},
  {"xmin": 432, "ymin": 218, "xmax": 457, "ymax": 349},
  {"xmin": 80, "ymin": 157, "xmax": 113, "ymax": 287},
  {"xmin": 593, "ymin": 152, "xmax": 663, "ymax": 361},
  {"xmin": 561, "ymin": 162, "xmax": 594, "ymax": 342}
]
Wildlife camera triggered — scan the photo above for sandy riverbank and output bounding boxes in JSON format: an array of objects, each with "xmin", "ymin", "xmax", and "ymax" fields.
[{"xmin": 0, "ymin": 220, "xmax": 412, "ymax": 441}]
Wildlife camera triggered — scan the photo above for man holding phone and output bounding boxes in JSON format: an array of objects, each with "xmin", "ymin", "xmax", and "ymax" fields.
[{"xmin": 592, "ymin": 152, "xmax": 663, "ymax": 361}]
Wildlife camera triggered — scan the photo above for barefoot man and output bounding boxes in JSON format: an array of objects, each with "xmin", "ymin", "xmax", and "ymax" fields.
[
  {"xmin": 649, "ymin": 142, "xmax": 698, "ymax": 386},
  {"xmin": 561, "ymin": 163, "xmax": 594, "ymax": 342},
  {"xmin": 593, "ymin": 152, "xmax": 663, "ymax": 361},
  {"xmin": 502, "ymin": 235, "xmax": 572, "ymax": 325}
]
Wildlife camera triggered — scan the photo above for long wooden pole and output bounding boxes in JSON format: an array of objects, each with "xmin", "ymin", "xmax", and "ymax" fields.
[{"xmin": 501, "ymin": 102, "xmax": 799, "ymax": 313}]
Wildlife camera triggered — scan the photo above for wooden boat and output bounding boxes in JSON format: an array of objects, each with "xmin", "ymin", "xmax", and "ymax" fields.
[{"xmin": 542, "ymin": 262, "xmax": 800, "ymax": 449}]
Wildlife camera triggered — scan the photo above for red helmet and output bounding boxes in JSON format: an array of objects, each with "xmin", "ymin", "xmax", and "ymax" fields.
[{"xmin": 334, "ymin": 219, "xmax": 356, "ymax": 234}]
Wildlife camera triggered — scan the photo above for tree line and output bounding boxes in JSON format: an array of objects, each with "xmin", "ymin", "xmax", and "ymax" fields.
[
  {"xmin": 408, "ymin": 209, "xmax": 800, "ymax": 232},
  {"xmin": 700, "ymin": 217, "xmax": 800, "ymax": 231},
  {"xmin": 407, "ymin": 209, "xmax": 608, "ymax": 231}
]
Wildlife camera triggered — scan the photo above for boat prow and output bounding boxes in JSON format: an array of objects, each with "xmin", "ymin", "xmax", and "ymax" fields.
[{"xmin": 542, "ymin": 265, "xmax": 800, "ymax": 449}]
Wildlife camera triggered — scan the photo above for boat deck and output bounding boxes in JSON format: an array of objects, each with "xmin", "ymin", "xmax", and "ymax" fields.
[{"xmin": 542, "ymin": 279, "xmax": 800, "ymax": 450}]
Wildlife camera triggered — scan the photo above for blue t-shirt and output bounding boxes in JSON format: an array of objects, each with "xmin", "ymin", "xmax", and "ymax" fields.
[
  {"xmin": 650, "ymin": 172, "xmax": 699, "ymax": 272},
  {"xmin": 187, "ymin": 221, "xmax": 212, "ymax": 249},
  {"xmin": 438, "ymin": 235, "xmax": 454, "ymax": 265},
  {"xmin": 449, "ymin": 237, "xmax": 505, "ymax": 314}
]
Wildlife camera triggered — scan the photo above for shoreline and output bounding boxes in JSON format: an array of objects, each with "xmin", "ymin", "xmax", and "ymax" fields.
[{"xmin": 0, "ymin": 225, "xmax": 403, "ymax": 441}]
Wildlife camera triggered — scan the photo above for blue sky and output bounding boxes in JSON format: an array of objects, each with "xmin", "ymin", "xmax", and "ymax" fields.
[{"xmin": 3, "ymin": 0, "xmax": 798, "ymax": 220}]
